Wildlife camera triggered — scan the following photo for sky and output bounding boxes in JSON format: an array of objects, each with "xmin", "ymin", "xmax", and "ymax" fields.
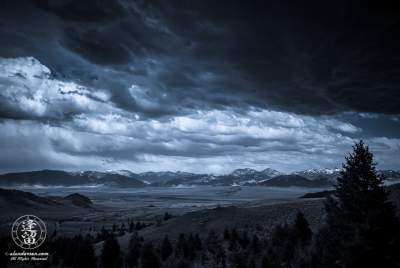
[{"xmin": 0, "ymin": 0, "xmax": 399, "ymax": 175}]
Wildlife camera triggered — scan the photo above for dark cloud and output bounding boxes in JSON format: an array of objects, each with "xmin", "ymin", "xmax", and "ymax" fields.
[
  {"xmin": 34, "ymin": 0, "xmax": 125, "ymax": 22},
  {"xmin": 62, "ymin": 27, "xmax": 134, "ymax": 65},
  {"xmin": 2, "ymin": 0, "xmax": 399, "ymax": 117},
  {"xmin": 1, "ymin": 0, "xmax": 400, "ymax": 174}
]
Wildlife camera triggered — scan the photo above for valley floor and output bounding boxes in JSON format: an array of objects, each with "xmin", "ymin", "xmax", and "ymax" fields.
[{"xmin": 2, "ymin": 184, "xmax": 400, "ymax": 267}]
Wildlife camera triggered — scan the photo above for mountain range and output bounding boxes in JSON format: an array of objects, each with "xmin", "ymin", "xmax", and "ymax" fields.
[{"xmin": 0, "ymin": 167, "xmax": 399, "ymax": 188}]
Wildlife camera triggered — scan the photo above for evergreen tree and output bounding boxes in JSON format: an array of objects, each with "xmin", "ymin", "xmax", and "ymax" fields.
[
  {"xmin": 0, "ymin": 236, "xmax": 9, "ymax": 268},
  {"xmin": 118, "ymin": 228, "xmax": 125, "ymax": 236},
  {"xmin": 229, "ymin": 228, "xmax": 239, "ymax": 250},
  {"xmin": 141, "ymin": 242, "xmax": 161, "ymax": 268},
  {"xmin": 63, "ymin": 238, "xmax": 79, "ymax": 267},
  {"xmin": 100, "ymin": 234, "xmax": 121, "ymax": 268},
  {"xmin": 128, "ymin": 232, "xmax": 142, "ymax": 266},
  {"xmin": 227, "ymin": 242, "xmax": 247, "ymax": 268},
  {"xmin": 177, "ymin": 233, "xmax": 185, "ymax": 250},
  {"xmin": 58, "ymin": 236, "xmax": 70, "ymax": 259},
  {"xmin": 320, "ymin": 140, "xmax": 400, "ymax": 267},
  {"xmin": 203, "ymin": 230, "xmax": 226, "ymax": 267},
  {"xmin": 188, "ymin": 232, "xmax": 194, "ymax": 244},
  {"xmin": 41, "ymin": 259, "xmax": 51, "ymax": 268},
  {"xmin": 188, "ymin": 244, "xmax": 196, "ymax": 261},
  {"xmin": 161, "ymin": 256, "xmax": 190, "ymax": 268},
  {"xmin": 267, "ymin": 223, "xmax": 295, "ymax": 267},
  {"xmin": 223, "ymin": 227, "xmax": 230, "ymax": 241},
  {"xmin": 246, "ymin": 253, "xmax": 257, "ymax": 268},
  {"xmin": 112, "ymin": 223, "xmax": 117, "ymax": 233},
  {"xmin": 250, "ymin": 234, "xmax": 260, "ymax": 255},
  {"xmin": 292, "ymin": 211, "xmax": 312, "ymax": 246},
  {"xmin": 73, "ymin": 234, "xmax": 97, "ymax": 268},
  {"xmin": 260, "ymin": 252, "xmax": 270, "ymax": 268},
  {"xmin": 135, "ymin": 221, "xmax": 142, "ymax": 231},
  {"xmin": 164, "ymin": 211, "xmax": 170, "ymax": 221},
  {"xmin": 161, "ymin": 235, "xmax": 173, "ymax": 260},
  {"xmin": 193, "ymin": 232, "xmax": 202, "ymax": 250},
  {"xmin": 51, "ymin": 252, "xmax": 59, "ymax": 266},
  {"xmin": 94, "ymin": 232, "xmax": 101, "ymax": 243},
  {"xmin": 182, "ymin": 241, "xmax": 190, "ymax": 259},
  {"xmin": 114, "ymin": 255, "xmax": 124, "ymax": 268},
  {"xmin": 129, "ymin": 221, "xmax": 135, "ymax": 233},
  {"xmin": 238, "ymin": 230, "xmax": 250, "ymax": 249}
]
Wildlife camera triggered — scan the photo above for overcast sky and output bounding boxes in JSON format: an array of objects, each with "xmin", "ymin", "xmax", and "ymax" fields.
[{"xmin": 0, "ymin": 0, "xmax": 399, "ymax": 174}]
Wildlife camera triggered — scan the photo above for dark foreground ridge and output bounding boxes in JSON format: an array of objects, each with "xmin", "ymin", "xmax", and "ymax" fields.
[
  {"xmin": 0, "ymin": 187, "xmax": 64, "ymax": 208},
  {"xmin": 63, "ymin": 193, "xmax": 93, "ymax": 208}
]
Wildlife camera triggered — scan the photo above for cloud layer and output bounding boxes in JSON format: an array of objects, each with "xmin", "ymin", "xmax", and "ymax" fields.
[
  {"xmin": 0, "ymin": 0, "xmax": 399, "ymax": 173},
  {"xmin": 0, "ymin": 57, "xmax": 399, "ymax": 174},
  {"xmin": 1, "ymin": 0, "xmax": 399, "ymax": 119}
]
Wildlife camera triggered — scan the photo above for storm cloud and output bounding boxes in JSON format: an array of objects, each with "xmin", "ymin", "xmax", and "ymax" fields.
[{"xmin": 0, "ymin": 0, "xmax": 399, "ymax": 173}]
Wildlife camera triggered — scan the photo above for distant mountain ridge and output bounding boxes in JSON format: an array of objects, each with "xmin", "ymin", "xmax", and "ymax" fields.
[
  {"xmin": 0, "ymin": 167, "xmax": 399, "ymax": 188},
  {"xmin": 138, "ymin": 171, "xmax": 197, "ymax": 182},
  {"xmin": 291, "ymin": 167, "xmax": 342, "ymax": 181},
  {"xmin": 67, "ymin": 169, "xmax": 197, "ymax": 183},
  {"xmin": 0, "ymin": 170, "xmax": 146, "ymax": 188}
]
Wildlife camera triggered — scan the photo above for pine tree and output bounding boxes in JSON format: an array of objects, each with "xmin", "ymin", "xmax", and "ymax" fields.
[
  {"xmin": 223, "ymin": 227, "xmax": 230, "ymax": 241},
  {"xmin": 114, "ymin": 255, "xmax": 124, "ymax": 268},
  {"xmin": 188, "ymin": 232, "xmax": 194, "ymax": 244},
  {"xmin": 63, "ymin": 238, "xmax": 79, "ymax": 267},
  {"xmin": 161, "ymin": 235, "xmax": 173, "ymax": 260},
  {"xmin": 321, "ymin": 140, "xmax": 400, "ymax": 267},
  {"xmin": 94, "ymin": 232, "xmax": 101, "ymax": 243},
  {"xmin": 73, "ymin": 234, "xmax": 97, "ymax": 268},
  {"xmin": 51, "ymin": 252, "xmax": 59, "ymax": 266},
  {"xmin": 129, "ymin": 221, "xmax": 135, "ymax": 233},
  {"xmin": 141, "ymin": 242, "xmax": 161, "ymax": 268},
  {"xmin": 188, "ymin": 244, "xmax": 196, "ymax": 261},
  {"xmin": 119, "ymin": 228, "xmax": 125, "ymax": 236},
  {"xmin": 327, "ymin": 140, "xmax": 392, "ymax": 225},
  {"xmin": 128, "ymin": 232, "xmax": 142, "ymax": 266},
  {"xmin": 58, "ymin": 236, "xmax": 69, "ymax": 259},
  {"xmin": 246, "ymin": 253, "xmax": 257, "ymax": 268},
  {"xmin": 292, "ymin": 211, "xmax": 312, "ymax": 246},
  {"xmin": 203, "ymin": 230, "xmax": 225, "ymax": 267},
  {"xmin": 0, "ymin": 236, "xmax": 9, "ymax": 268},
  {"xmin": 260, "ymin": 252, "xmax": 270, "ymax": 268},
  {"xmin": 250, "ymin": 234, "xmax": 260, "ymax": 255},
  {"xmin": 100, "ymin": 234, "xmax": 121, "ymax": 268},
  {"xmin": 164, "ymin": 211, "xmax": 170, "ymax": 221},
  {"xmin": 227, "ymin": 242, "xmax": 246, "ymax": 268},
  {"xmin": 193, "ymin": 232, "xmax": 202, "ymax": 250},
  {"xmin": 238, "ymin": 230, "xmax": 250, "ymax": 249},
  {"xmin": 177, "ymin": 233, "xmax": 185, "ymax": 250},
  {"xmin": 229, "ymin": 228, "xmax": 239, "ymax": 247}
]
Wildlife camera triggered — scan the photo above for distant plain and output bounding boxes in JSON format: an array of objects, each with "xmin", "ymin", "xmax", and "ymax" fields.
[{"xmin": 1, "ymin": 185, "xmax": 334, "ymax": 208}]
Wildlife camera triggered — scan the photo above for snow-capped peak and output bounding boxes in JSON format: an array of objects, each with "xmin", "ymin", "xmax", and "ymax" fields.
[
  {"xmin": 261, "ymin": 168, "xmax": 286, "ymax": 178},
  {"xmin": 230, "ymin": 168, "xmax": 259, "ymax": 176}
]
